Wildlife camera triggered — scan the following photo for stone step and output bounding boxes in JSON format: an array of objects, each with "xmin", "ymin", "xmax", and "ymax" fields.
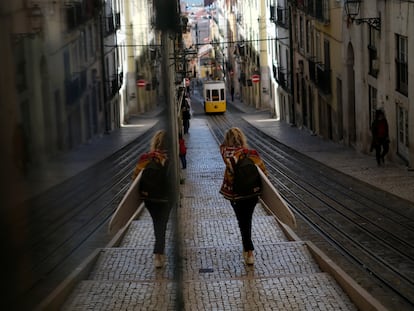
[{"xmin": 62, "ymin": 272, "xmax": 357, "ymax": 310}]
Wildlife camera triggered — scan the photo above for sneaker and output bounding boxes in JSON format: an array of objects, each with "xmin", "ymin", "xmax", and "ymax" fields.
[
  {"xmin": 154, "ymin": 254, "xmax": 164, "ymax": 268},
  {"xmin": 244, "ymin": 251, "xmax": 254, "ymax": 265}
]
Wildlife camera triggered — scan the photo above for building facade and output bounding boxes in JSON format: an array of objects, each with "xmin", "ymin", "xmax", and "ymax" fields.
[
  {"xmin": 119, "ymin": 0, "xmax": 160, "ymax": 123},
  {"xmin": 344, "ymin": 0, "xmax": 413, "ymax": 167}
]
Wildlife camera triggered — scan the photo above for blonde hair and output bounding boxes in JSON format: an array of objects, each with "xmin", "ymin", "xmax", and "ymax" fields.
[
  {"xmin": 150, "ymin": 130, "xmax": 167, "ymax": 151},
  {"xmin": 223, "ymin": 127, "xmax": 248, "ymax": 148}
]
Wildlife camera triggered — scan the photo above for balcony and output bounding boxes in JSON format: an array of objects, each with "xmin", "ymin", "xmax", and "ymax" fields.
[
  {"xmin": 270, "ymin": 5, "xmax": 276, "ymax": 23},
  {"xmin": 277, "ymin": 7, "xmax": 289, "ymax": 28},
  {"xmin": 65, "ymin": 0, "xmax": 99, "ymax": 31}
]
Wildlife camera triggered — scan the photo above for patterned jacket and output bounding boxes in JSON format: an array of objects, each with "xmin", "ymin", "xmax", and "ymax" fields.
[
  {"xmin": 219, "ymin": 145, "xmax": 267, "ymax": 200},
  {"xmin": 132, "ymin": 150, "xmax": 168, "ymax": 180}
]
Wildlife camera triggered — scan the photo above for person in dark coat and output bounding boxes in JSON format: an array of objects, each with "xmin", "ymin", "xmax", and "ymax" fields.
[
  {"xmin": 371, "ymin": 109, "xmax": 389, "ymax": 166},
  {"xmin": 182, "ymin": 96, "xmax": 191, "ymax": 134},
  {"xmin": 132, "ymin": 130, "xmax": 171, "ymax": 268}
]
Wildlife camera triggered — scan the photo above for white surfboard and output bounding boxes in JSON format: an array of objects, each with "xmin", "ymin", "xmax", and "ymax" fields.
[
  {"xmin": 258, "ymin": 168, "xmax": 297, "ymax": 228},
  {"xmin": 108, "ymin": 171, "xmax": 144, "ymax": 235}
]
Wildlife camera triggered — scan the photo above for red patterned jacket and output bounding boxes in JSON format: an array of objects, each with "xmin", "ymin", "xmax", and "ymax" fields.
[
  {"xmin": 219, "ymin": 145, "xmax": 267, "ymax": 200},
  {"xmin": 132, "ymin": 150, "xmax": 168, "ymax": 180}
]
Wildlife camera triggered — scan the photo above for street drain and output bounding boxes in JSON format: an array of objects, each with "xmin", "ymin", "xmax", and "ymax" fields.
[{"xmin": 199, "ymin": 268, "xmax": 214, "ymax": 273}]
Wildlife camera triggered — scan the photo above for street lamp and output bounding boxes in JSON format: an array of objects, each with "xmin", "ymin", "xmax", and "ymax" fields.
[{"xmin": 344, "ymin": 0, "xmax": 381, "ymax": 31}]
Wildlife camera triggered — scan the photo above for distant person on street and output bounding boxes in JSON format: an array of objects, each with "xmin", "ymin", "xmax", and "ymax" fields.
[
  {"xmin": 179, "ymin": 133, "xmax": 187, "ymax": 169},
  {"xmin": 132, "ymin": 130, "xmax": 171, "ymax": 268},
  {"xmin": 230, "ymin": 85, "xmax": 235, "ymax": 102},
  {"xmin": 219, "ymin": 127, "xmax": 267, "ymax": 265},
  {"xmin": 182, "ymin": 95, "xmax": 191, "ymax": 134},
  {"xmin": 370, "ymin": 109, "xmax": 389, "ymax": 166}
]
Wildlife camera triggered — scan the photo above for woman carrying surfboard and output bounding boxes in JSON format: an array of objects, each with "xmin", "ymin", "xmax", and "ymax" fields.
[{"xmin": 219, "ymin": 127, "xmax": 268, "ymax": 265}]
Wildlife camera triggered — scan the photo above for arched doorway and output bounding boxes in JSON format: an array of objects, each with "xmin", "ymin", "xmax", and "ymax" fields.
[{"xmin": 346, "ymin": 43, "xmax": 356, "ymax": 145}]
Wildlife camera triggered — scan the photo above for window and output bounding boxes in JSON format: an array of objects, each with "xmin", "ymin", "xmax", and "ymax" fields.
[
  {"xmin": 324, "ymin": 39, "xmax": 330, "ymax": 69},
  {"xmin": 398, "ymin": 106, "xmax": 409, "ymax": 147},
  {"xmin": 88, "ymin": 25, "xmax": 94, "ymax": 59},
  {"xmin": 368, "ymin": 85, "xmax": 377, "ymax": 125},
  {"xmin": 397, "ymin": 105, "xmax": 409, "ymax": 160},
  {"xmin": 299, "ymin": 16, "xmax": 304, "ymax": 51},
  {"xmin": 70, "ymin": 41, "xmax": 79, "ymax": 75},
  {"xmin": 315, "ymin": 31, "xmax": 321, "ymax": 62},
  {"xmin": 80, "ymin": 29, "xmax": 87, "ymax": 63},
  {"xmin": 396, "ymin": 34, "xmax": 408, "ymax": 95},
  {"xmin": 306, "ymin": 20, "xmax": 311, "ymax": 54},
  {"xmin": 15, "ymin": 42, "xmax": 27, "ymax": 92},
  {"xmin": 212, "ymin": 89, "xmax": 220, "ymax": 101},
  {"xmin": 368, "ymin": 26, "xmax": 379, "ymax": 77},
  {"xmin": 315, "ymin": 0, "xmax": 329, "ymax": 23}
]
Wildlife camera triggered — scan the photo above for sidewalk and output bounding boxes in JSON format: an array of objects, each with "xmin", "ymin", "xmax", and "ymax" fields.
[
  {"xmin": 232, "ymin": 100, "xmax": 414, "ymax": 204},
  {"xmin": 23, "ymin": 109, "xmax": 161, "ymax": 200}
]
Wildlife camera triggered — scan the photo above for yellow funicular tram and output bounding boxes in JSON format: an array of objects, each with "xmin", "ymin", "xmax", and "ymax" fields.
[{"xmin": 203, "ymin": 80, "xmax": 226, "ymax": 114}]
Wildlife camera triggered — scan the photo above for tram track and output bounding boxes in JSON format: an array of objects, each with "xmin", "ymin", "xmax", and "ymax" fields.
[
  {"xmin": 19, "ymin": 126, "xmax": 158, "ymax": 309},
  {"xmin": 16, "ymin": 96, "xmax": 414, "ymax": 310},
  {"xmin": 206, "ymin": 109, "xmax": 414, "ymax": 310}
]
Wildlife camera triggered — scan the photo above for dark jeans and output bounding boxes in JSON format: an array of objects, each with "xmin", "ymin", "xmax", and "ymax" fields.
[
  {"xmin": 374, "ymin": 138, "xmax": 389, "ymax": 164},
  {"xmin": 183, "ymin": 119, "xmax": 190, "ymax": 134},
  {"xmin": 230, "ymin": 197, "xmax": 258, "ymax": 251},
  {"xmin": 179, "ymin": 154, "xmax": 187, "ymax": 169},
  {"xmin": 145, "ymin": 201, "xmax": 171, "ymax": 254}
]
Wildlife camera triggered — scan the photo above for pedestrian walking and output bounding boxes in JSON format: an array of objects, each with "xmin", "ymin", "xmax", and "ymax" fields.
[
  {"xmin": 219, "ymin": 127, "xmax": 267, "ymax": 265},
  {"xmin": 230, "ymin": 85, "xmax": 235, "ymax": 102},
  {"xmin": 179, "ymin": 133, "xmax": 187, "ymax": 169},
  {"xmin": 132, "ymin": 130, "xmax": 171, "ymax": 268},
  {"xmin": 182, "ymin": 95, "xmax": 191, "ymax": 134},
  {"xmin": 370, "ymin": 109, "xmax": 389, "ymax": 166}
]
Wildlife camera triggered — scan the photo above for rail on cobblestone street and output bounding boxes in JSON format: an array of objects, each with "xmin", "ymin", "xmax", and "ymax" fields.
[{"xmin": 38, "ymin": 118, "xmax": 387, "ymax": 311}]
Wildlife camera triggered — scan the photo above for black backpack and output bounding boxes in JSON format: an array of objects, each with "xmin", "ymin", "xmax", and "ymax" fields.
[
  {"xmin": 139, "ymin": 157, "xmax": 168, "ymax": 202},
  {"xmin": 233, "ymin": 152, "xmax": 262, "ymax": 199}
]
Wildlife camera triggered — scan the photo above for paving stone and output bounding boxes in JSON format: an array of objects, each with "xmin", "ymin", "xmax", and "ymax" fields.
[
  {"xmin": 88, "ymin": 248, "xmax": 175, "ymax": 281},
  {"xmin": 62, "ymin": 280, "xmax": 176, "ymax": 310},
  {"xmin": 181, "ymin": 242, "xmax": 320, "ymax": 281},
  {"xmin": 182, "ymin": 273, "xmax": 357, "ymax": 311},
  {"xmin": 61, "ymin": 118, "xmax": 359, "ymax": 311},
  {"xmin": 178, "ymin": 216, "xmax": 288, "ymax": 248}
]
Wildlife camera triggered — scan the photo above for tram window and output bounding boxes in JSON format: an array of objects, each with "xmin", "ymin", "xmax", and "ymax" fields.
[
  {"xmin": 212, "ymin": 89, "xmax": 219, "ymax": 101},
  {"xmin": 220, "ymin": 89, "xmax": 224, "ymax": 100},
  {"xmin": 206, "ymin": 90, "xmax": 211, "ymax": 100}
]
